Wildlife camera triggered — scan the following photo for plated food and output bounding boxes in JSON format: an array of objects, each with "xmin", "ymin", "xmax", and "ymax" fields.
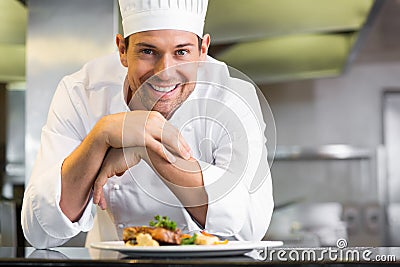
[{"xmin": 123, "ymin": 215, "xmax": 228, "ymax": 247}]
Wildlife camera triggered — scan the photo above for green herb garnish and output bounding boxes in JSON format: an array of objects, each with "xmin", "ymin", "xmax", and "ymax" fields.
[
  {"xmin": 180, "ymin": 233, "xmax": 197, "ymax": 245},
  {"xmin": 149, "ymin": 215, "xmax": 177, "ymax": 231}
]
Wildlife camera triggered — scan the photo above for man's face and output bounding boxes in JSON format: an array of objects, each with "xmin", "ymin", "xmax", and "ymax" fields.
[{"xmin": 117, "ymin": 30, "xmax": 210, "ymax": 119}]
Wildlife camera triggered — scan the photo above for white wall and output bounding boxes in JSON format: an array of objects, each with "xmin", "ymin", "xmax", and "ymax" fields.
[{"xmin": 263, "ymin": 62, "xmax": 400, "ymax": 148}]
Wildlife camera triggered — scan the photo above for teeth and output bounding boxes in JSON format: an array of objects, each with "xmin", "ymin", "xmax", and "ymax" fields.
[{"xmin": 151, "ymin": 84, "xmax": 176, "ymax": 92}]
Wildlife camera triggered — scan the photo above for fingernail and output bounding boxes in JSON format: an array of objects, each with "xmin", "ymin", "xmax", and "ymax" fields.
[
  {"xmin": 180, "ymin": 146, "xmax": 191, "ymax": 159},
  {"xmin": 164, "ymin": 148, "xmax": 176, "ymax": 163}
]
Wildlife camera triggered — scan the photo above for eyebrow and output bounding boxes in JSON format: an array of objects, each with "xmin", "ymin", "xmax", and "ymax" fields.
[
  {"xmin": 135, "ymin": 42, "xmax": 157, "ymax": 48},
  {"xmin": 134, "ymin": 42, "xmax": 196, "ymax": 49},
  {"xmin": 176, "ymin": 43, "xmax": 196, "ymax": 48}
]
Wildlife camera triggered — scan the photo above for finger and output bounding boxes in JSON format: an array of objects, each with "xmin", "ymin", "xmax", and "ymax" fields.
[
  {"xmin": 98, "ymin": 190, "xmax": 107, "ymax": 210},
  {"xmin": 145, "ymin": 113, "xmax": 191, "ymax": 159},
  {"xmin": 123, "ymin": 147, "xmax": 142, "ymax": 167},
  {"xmin": 178, "ymin": 133, "xmax": 192, "ymax": 160},
  {"xmin": 161, "ymin": 122, "xmax": 191, "ymax": 160},
  {"xmin": 163, "ymin": 145, "xmax": 177, "ymax": 163},
  {"xmin": 146, "ymin": 139, "xmax": 176, "ymax": 163},
  {"xmin": 177, "ymin": 129, "xmax": 192, "ymax": 154},
  {"xmin": 93, "ymin": 170, "xmax": 108, "ymax": 205}
]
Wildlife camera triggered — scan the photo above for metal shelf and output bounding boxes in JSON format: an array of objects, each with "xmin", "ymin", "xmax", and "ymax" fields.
[{"xmin": 271, "ymin": 144, "xmax": 372, "ymax": 161}]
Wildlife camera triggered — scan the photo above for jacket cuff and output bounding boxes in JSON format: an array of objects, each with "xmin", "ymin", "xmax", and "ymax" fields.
[{"xmin": 30, "ymin": 160, "xmax": 94, "ymax": 239}]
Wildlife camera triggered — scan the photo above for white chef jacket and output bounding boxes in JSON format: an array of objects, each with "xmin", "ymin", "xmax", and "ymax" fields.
[{"xmin": 21, "ymin": 52, "xmax": 274, "ymax": 249}]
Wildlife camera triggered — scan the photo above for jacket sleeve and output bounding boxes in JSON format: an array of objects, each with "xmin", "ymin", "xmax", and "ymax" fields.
[
  {"xmin": 182, "ymin": 78, "xmax": 274, "ymax": 241},
  {"xmin": 198, "ymin": 148, "xmax": 273, "ymax": 241},
  {"xmin": 21, "ymin": 78, "xmax": 95, "ymax": 249}
]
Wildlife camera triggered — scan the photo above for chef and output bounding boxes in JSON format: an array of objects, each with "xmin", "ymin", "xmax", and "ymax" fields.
[{"xmin": 21, "ymin": 0, "xmax": 274, "ymax": 249}]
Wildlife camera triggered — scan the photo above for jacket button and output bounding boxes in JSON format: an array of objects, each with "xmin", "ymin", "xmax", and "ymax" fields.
[{"xmin": 113, "ymin": 184, "xmax": 120, "ymax": 190}]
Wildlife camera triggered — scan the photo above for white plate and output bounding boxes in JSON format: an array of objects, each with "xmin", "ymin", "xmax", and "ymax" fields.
[{"xmin": 90, "ymin": 240, "xmax": 283, "ymax": 257}]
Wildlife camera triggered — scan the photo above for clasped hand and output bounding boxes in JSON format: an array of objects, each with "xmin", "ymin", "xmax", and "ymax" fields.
[{"xmin": 92, "ymin": 110, "xmax": 192, "ymax": 209}]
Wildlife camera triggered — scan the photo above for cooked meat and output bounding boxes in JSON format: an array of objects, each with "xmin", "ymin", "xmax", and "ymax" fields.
[{"xmin": 123, "ymin": 226, "xmax": 182, "ymax": 245}]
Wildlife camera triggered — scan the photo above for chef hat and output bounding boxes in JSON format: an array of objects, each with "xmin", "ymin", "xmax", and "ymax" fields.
[{"xmin": 118, "ymin": 0, "xmax": 208, "ymax": 38}]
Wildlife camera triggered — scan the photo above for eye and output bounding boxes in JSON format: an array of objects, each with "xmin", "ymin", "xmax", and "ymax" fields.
[
  {"xmin": 141, "ymin": 49, "xmax": 154, "ymax": 55},
  {"xmin": 176, "ymin": 49, "xmax": 188, "ymax": 56}
]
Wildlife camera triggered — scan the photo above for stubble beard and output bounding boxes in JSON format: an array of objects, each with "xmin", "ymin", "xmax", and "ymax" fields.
[{"xmin": 138, "ymin": 83, "xmax": 196, "ymax": 120}]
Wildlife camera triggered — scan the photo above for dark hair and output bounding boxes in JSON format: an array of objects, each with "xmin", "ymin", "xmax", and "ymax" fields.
[{"xmin": 124, "ymin": 35, "xmax": 203, "ymax": 53}]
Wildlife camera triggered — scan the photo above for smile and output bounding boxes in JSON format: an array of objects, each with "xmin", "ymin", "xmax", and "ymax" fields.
[{"xmin": 149, "ymin": 84, "xmax": 179, "ymax": 93}]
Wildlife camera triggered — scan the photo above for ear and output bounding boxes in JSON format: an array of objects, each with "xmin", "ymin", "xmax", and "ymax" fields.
[
  {"xmin": 116, "ymin": 34, "xmax": 128, "ymax": 67},
  {"xmin": 199, "ymin": 34, "xmax": 211, "ymax": 61}
]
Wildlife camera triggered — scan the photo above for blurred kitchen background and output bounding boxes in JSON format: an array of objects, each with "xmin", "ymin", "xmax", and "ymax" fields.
[{"xmin": 1, "ymin": 0, "xmax": 400, "ymax": 247}]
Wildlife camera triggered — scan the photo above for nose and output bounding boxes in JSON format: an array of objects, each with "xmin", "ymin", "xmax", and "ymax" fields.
[{"xmin": 154, "ymin": 54, "xmax": 175, "ymax": 80}]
